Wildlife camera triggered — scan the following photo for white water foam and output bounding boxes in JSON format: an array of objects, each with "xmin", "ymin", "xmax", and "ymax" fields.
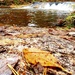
[
  {"xmin": 13, "ymin": 2, "xmax": 75, "ymax": 13},
  {"xmin": 21, "ymin": 2, "xmax": 75, "ymax": 12}
]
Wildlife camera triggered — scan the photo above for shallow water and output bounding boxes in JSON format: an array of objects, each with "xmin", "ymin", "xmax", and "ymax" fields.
[{"xmin": 0, "ymin": 8, "xmax": 69, "ymax": 27}]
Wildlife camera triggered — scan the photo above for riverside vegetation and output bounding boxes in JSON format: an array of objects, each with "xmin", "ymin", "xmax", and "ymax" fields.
[
  {"xmin": 65, "ymin": 12, "xmax": 75, "ymax": 28},
  {"xmin": 0, "ymin": 0, "xmax": 75, "ymax": 5}
]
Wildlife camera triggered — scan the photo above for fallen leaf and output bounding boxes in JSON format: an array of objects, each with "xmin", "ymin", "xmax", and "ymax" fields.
[
  {"xmin": 23, "ymin": 48, "xmax": 72, "ymax": 74},
  {"xmin": 0, "ymin": 38, "xmax": 24, "ymax": 45},
  {"xmin": 16, "ymin": 33, "xmax": 45, "ymax": 38}
]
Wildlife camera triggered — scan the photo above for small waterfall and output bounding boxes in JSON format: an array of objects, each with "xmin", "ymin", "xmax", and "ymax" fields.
[
  {"xmin": 22, "ymin": 2, "xmax": 75, "ymax": 12},
  {"xmin": 49, "ymin": 2, "xmax": 75, "ymax": 11}
]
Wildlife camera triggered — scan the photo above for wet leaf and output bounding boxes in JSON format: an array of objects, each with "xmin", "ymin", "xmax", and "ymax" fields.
[{"xmin": 23, "ymin": 48, "xmax": 72, "ymax": 74}]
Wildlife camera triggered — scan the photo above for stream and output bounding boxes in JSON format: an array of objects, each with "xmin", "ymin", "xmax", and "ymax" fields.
[{"xmin": 0, "ymin": 2, "xmax": 75, "ymax": 27}]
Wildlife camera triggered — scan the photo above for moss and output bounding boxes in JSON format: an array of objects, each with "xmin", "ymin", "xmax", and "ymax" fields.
[
  {"xmin": 13, "ymin": 0, "xmax": 20, "ymax": 5},
  {"xmin": 65, "ymin": 12, "xmax": 75, "ymax": 28}
]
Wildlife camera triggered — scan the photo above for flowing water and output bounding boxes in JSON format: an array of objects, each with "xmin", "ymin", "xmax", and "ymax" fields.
[
  {"xmin": 0, "ymin": 2, "xmax": 75, "ymax": 27},
  {"xmin": 22, "ymin": 2, "xmax": 75, "ymax": 11}
]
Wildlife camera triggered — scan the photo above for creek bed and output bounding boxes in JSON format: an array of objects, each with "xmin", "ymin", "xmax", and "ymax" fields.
[{"xmin": 0, "ymin": 8, "xmax": 69, "ymax": 27}]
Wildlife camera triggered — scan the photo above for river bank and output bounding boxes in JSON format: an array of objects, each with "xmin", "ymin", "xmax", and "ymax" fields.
[{"xmin": 0, "ymin": 25, "xmax": 75, "ymax": 75}]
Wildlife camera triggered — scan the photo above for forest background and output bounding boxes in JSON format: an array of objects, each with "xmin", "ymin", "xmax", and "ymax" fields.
[{"xmin": 0, "ymin": 0, "xmax": 75, "ymax": 5}]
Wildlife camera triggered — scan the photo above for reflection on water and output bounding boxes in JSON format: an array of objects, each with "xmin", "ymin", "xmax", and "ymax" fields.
[{"xmin": 0, "ymin": 8, "xmax": 69, "ymax": 27}]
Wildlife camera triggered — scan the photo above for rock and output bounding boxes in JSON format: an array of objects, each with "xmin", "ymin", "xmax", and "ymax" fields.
[
  {"xmin": 56, "ymin": 19, "xmax": 65, "ymax": 26},
  {"xmin": 68, "ymin": 32, "xmax": 75, "ymax": 36},
  {"xmin": 0, "ymin": 54, "xmax": 20, "ymax": 75}
]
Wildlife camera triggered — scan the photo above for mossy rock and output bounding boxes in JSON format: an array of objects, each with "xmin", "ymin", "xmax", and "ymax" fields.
[{"xmin": 65, "ymin": 12, "xmax": 75, "ymax": 28}]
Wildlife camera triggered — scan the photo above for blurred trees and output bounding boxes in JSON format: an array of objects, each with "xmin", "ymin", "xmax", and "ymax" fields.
[{"xmin": 0, "ymin": 0, "xmax": 74, "ymax": 5}]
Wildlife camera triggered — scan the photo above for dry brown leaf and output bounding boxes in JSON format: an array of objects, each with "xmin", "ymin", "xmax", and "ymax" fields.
[
  {"xmin": 23, "ymin": 48, "xmax": 72, "ymax": 74},
  {"xmin": 0, "ymin": 38, "xmax": 24, "ymax": 45},
  {"xmin": 16, "ymin": 33, "xmax": 45, "ymax": 38},
  {"xmin": 0, "ymin": 39, "xmax": 14, "ymax": 45}
]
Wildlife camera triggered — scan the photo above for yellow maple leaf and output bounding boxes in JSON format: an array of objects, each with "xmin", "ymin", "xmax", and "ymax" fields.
[{"xmin": 23, "ymin": 48, "xmax": 72, "ymax": 74}]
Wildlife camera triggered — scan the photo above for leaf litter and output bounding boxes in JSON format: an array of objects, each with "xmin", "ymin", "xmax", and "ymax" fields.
[{"xmin": 0, "ymin": 25, "xmax": 75, "ymax": 75}]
